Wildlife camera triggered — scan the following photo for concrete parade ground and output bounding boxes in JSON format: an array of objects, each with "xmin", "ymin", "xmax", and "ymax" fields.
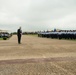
[{"xmin": 0, "ymin": 35, "xmax": 76, "ymax": 75}]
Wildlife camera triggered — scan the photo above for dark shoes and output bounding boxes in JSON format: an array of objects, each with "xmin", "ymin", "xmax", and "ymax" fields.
[{"xmin": 18, "ymin": 42, "xmax": 21, "ymax": 44}]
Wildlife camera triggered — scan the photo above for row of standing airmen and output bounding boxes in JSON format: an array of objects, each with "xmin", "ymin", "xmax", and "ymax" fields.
[{"xmin": 38, "ymin": 32, "xmax": 76, "ymax": 40}]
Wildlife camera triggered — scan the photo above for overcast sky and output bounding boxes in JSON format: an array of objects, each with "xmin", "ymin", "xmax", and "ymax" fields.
[{"xmin": 0, "ymin": 0, "xmax": 76, "ymax": 32}]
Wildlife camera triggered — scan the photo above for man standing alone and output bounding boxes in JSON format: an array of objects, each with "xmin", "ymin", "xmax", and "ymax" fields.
[{"xmin": 17, "ymin": 27, "xmax": 22, "ymax": 44}]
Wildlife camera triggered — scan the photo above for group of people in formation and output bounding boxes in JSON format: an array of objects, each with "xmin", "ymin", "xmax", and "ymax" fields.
[{"xmin": 38, "ymin": 31, "xmax": 76, "ymax": 40}]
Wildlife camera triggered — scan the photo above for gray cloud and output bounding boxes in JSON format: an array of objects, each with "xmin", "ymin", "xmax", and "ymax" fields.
[{"xmin": 0, "ymin": 0, "xmax": 76, "ymax": 32}]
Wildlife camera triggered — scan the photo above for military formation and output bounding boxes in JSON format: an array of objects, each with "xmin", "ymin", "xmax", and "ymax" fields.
[{"xmin": 38, "ymin": 31, "xmax": 76, "ymax": 40}]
